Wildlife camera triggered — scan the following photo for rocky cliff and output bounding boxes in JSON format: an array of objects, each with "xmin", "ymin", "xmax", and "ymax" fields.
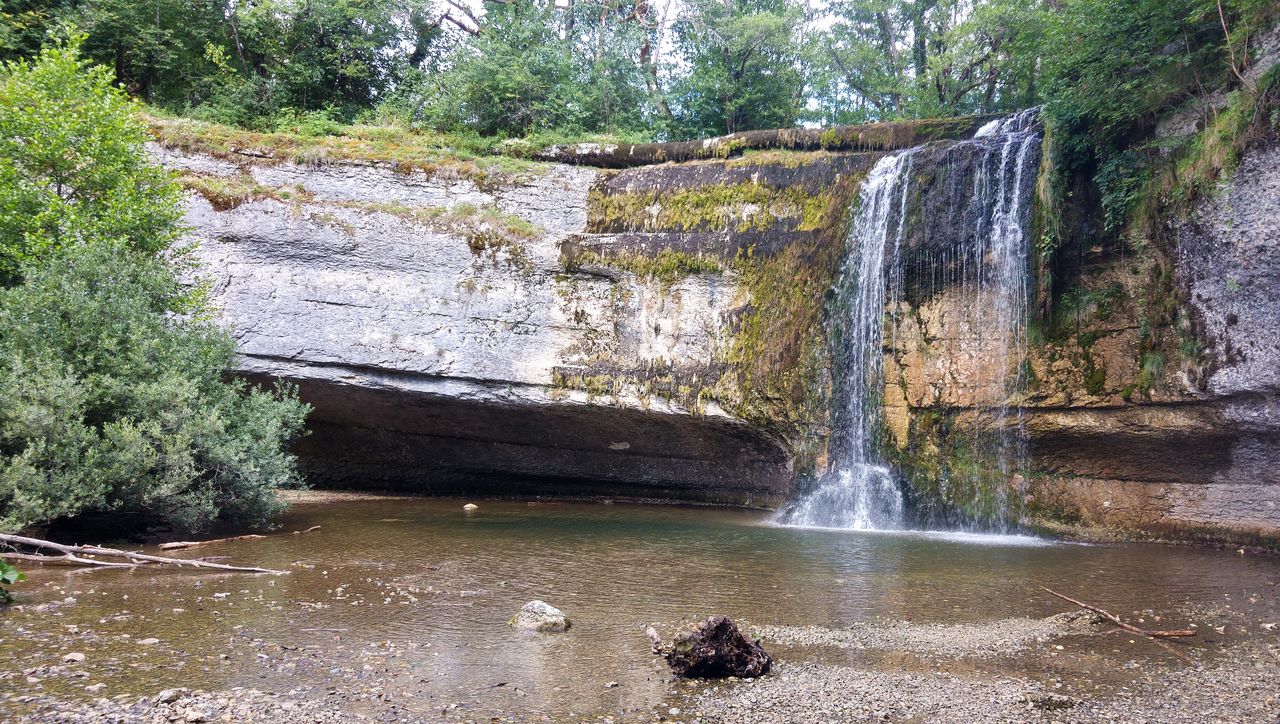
[{"xmin": 156, "ymin": 100, "xmax": 1280, "ymax": 545}]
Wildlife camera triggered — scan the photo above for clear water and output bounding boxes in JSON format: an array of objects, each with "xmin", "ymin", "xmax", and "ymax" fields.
[
  {"xmin": 3, "ymin": 497, "xmax": 1277, "ymax": 720},
  {"xmin": 780, "ymin": 110, "xmax": 1043, "ymax": 531}
]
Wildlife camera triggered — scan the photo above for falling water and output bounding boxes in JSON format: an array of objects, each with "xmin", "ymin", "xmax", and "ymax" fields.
[{"xmin": 779, "ymin": 109, "xmax": 1042, "ymax": 531}]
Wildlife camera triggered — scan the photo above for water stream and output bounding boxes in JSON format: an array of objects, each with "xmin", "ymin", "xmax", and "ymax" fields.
[{"xmin": 780, "ymin": 110, "xmax": 1043, "ymax": 531}]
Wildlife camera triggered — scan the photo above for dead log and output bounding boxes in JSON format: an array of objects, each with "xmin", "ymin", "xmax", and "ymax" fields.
[
  {"xmin": 534, "ymin": 114, "xmax": 1005, "ymax": 168},
  {"xmin": 0, "ymin": 533, "xmax": 286, "ymax": 575},
  {"xmin": 0, "ymin": 550, "xmax": 136, "ymax": 568},
  {"xmin": 1041, "ymin": 587, "xmax": 1196, "ymax": 638},
  {"xmin": 159, "ymin": 534, "xmax": 266, "ymax": 551},
  {"xmin": 160, "ymin": 524, "xmax": 318, "ymax": 550}
]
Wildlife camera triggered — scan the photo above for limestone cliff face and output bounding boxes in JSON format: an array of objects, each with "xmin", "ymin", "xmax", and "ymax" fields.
[
  {"xmin": 880, "ymin": 134, "xmax": 1280, "ymax": 546},
  {"xmin": 157, "ymin": 110, "xmax": 1280, "ymax": 545},
  {"xmin": 156, "ymin": 145, "xmax": 793, "ymax": 505}
]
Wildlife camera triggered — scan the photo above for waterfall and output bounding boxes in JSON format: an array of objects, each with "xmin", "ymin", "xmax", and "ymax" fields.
[{"xmin": 778, "ymin": 109, "xmax": 1042, "ymax": 531}]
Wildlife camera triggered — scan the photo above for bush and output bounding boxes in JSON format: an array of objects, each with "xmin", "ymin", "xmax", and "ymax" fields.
[
  {"xmin": 0, "ymin": 39, "xmax": 311, "ymax": 534},
  {"xmin": 0, "ymin": 244, "xmax": 311, "ymax": 533}
]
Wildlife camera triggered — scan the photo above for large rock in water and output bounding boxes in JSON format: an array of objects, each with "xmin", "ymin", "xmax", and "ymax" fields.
[
  {"xmin": 665, "ymin": 617, "xmax": 771, "ymax": 678},
  {"xmin": 509, "ymin": 600, "xmax": 571, "ymax": 632}
]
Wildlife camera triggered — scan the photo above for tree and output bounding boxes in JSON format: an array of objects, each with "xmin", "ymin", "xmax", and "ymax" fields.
[
  {"xmin": 811, "ymin": 0, "xmax": 1043, "ymax": 125},
  {"xmin": 668, "ymin": 0, "xmax": 808, "ymax": 137},
  {"xmin": 421, "ymin": 0, "xmax": 654, "ymax": 138},
  {"xmin": 0, "ymin": 37, "xmax": 181, "ymax": 284},
  {"xmin": 0, "ymin": 40, "xmax": 310, "ymax": 533}
]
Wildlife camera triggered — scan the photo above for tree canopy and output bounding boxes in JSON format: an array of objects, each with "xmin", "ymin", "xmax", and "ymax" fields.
[{"xmin": 1, "ymin": 0, "xmax": 1272, "ymax": 143}]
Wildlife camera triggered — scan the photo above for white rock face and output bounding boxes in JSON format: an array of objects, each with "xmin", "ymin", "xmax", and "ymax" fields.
[
  {"xmin": 509, "ymin": 600, "xmax": 571, "ymax": 632},
  {"xmin": 156, "ymin": 146, "xmax": 794, "ymax": 505}
]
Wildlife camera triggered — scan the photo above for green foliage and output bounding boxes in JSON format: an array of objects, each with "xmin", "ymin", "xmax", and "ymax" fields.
[
  {"xmin": 414, "ymin": 0, "xmax": 652, "ymax": 138},
  {"xmin": 0, "ymin": 559, "xmax": 23, "ymax": 604},
  {"xmin": 0, "ymin": 41, "xmax": 310, "ymax": 534},
  {"xmin": 0, "ymin": 244, "xmax": 311, "ymax": 533},
  {"xmin": 0, "ymin": 37, "xmax": 181, "ymax": 283},
  {"xmin": 668, "ymin": 0, "xmax": 808, "ymax": 137},
  {"xmin": 1040, "ymin": 0, "xmax": 1272, "ymax": 173},
  {"xmin": 810, "ymin": 0, "xmax": 1044, "ymax": 124}
]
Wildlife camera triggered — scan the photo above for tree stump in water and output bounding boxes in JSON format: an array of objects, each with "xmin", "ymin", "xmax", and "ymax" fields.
[{"xmin": 665, "ymin": 616, "xmax": 772, "ymax": 678}]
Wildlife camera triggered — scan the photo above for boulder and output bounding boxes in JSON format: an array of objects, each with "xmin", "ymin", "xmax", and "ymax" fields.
[
  {"xmin": 664, "ymin": 616, "xmax": 771, "ymax": 678},
  {"xmin": 509, "ymin": 600, "xmax": 571, "ymax": 632}
]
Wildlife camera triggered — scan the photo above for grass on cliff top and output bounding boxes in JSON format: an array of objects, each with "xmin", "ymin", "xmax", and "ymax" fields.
[
  {"xmin": 147, "ymin": 109, "xmax": 658, "ymax": 182},
  {"xmin": 148, "ymin": 113, "xmax": 552, "ymax": 184},
  {"xmin": 176, "ymin": 171, "xmax": 543, "ymax": 247}
]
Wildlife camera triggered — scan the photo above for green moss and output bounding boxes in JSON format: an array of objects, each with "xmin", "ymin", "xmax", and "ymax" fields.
[
  {"xmin": 340, "ymin": 200, "xmax": 541, "ymax": 246},
  {"xmin": 569, "ymin": 248, "xmax": 723, "ymax": 286},
  {"xmin": 587, "ymin": 183, "xmax": 829, "ymax": 234},
  {"xmin": 1082, "ymin": 362, "xmax": 1107, "ymax": 396},
  {"xmin": 884, "ymin": 408, "xmax": 1023, "ymax": 526},
  {"xmin": 177, "ymin": 172, "xmax": 311, "ymax": 211}
]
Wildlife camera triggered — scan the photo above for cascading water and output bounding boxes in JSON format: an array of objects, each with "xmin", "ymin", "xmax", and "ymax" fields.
[{"xmin": 778, "ymin": 109, "xmax": 1042, "ymax": 531}]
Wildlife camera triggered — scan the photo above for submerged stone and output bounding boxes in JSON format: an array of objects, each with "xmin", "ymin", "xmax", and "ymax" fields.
[
  {"xmin": 509, "ymin": 600, "xmax": 571, "ymax": 632},
  {"xmin": 665, "ymin": 616, "xmax": 771, "ymax": 679}
]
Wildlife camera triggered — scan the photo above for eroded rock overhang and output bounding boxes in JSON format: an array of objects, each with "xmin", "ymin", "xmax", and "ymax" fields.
[{"xmin": 157, "ymin": 139, "xmax": 866, "ymax": 505}]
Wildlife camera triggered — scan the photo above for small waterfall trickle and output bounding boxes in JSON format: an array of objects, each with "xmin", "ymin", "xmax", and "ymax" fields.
[{"xmin": 778, "ymin": 109, "xmax": 1042, "ymax": 531}]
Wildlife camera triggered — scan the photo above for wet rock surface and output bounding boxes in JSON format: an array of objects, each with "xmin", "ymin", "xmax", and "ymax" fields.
[
  {"xmin": 508, "ymin": 600, "xmax": 571, "ymax": 632},
  {"xmin": 664, "ymin": 617, "xmax": 772, "ymax": 679}
]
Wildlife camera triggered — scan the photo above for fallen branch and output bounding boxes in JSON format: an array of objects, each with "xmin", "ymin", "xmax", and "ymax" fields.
[
  {"xmin": 0, "ymin": 533, "xmax": 286, "ymax": 575},
  {"xmin": 1041, "ymin": 586, "xmax": 1196, "ymax": 664},
  {"xmin": 159, "ymin": 534, "xmax": 266, "ymax": 551},
  {"xmin": 0, "ymin": 550, "xmax": 136, "ymax": 568},
  {"xmin": 159, "ymin": 524, "xmax": 319, "ymax": 550},
  {"xmin": 1040, "ymin": 587, "xmax": 1196, "ymax": 638}
]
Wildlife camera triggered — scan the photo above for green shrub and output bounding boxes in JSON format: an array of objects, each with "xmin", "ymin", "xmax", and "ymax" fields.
[
  {"xmin": 0, "ymin": 244, "xmax": 311, "ymax": 533},
  {"xmin": 0, "ymin": 39, "xmax": 311, "ymax": 534},
  {"xmin": 0, "ymin": 559, "xmax": 23, "ymax": 604}
]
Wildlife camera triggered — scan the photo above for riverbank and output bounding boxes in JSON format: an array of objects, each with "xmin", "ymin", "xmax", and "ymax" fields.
[
  {"xmin": 7, "ymin": 611, "xmax": 1278, "ymax": 722},
  {"xmin": 2, "ymin": 498, "xmax": 1276, "ymax": 722}
]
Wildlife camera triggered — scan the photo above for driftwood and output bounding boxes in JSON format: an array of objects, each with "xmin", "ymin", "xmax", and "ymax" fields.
[
  {"xmin": 159, "ymin": 534, "xmax": 266, "ymax": 551},
  {"xmin": 159, "ymin": 524, "xmax": 319, "ymax": 551},
  {"xmin": 1041, "ymin": 587, "xmax": 1196, "ymax": 638},
  {"xmin": 0, "ymin": 533, "xmax": 286, "ymax": 575},
  {"xmin": 1041, "ymin": 586, "xmax": 1197, "ymax": 663}
]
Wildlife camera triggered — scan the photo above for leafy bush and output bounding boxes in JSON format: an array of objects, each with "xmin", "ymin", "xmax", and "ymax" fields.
[
  {"xmin": 0, "ymin": 39, "xmax": 311, "ymax": 534},
  {"xmin": 0, "ymin": 559, "xmax": 23, "ymax": 604},
  {"xmin": 0, "ymin": 244, "xmax": 311, "ymax": 533}
]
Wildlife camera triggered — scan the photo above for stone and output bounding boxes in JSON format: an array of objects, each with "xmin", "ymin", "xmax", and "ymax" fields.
[
  {"xmin": 153, "ymin": 688, "xmax": 188, "ymax": 704},
  {"xmin": 137, "ymin": 637, "xmax": 160, "ymax": 645},
  {"xmin": 63, "ymin": 652, "xmax": 85, "ymax": 664},
  {"xmin": 508, "ymin": 600, "xmax": 571, "ymax": 632},
  {"xmin": 664, "ymin": 617, "xmax": 772, "ymax": 679}
]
